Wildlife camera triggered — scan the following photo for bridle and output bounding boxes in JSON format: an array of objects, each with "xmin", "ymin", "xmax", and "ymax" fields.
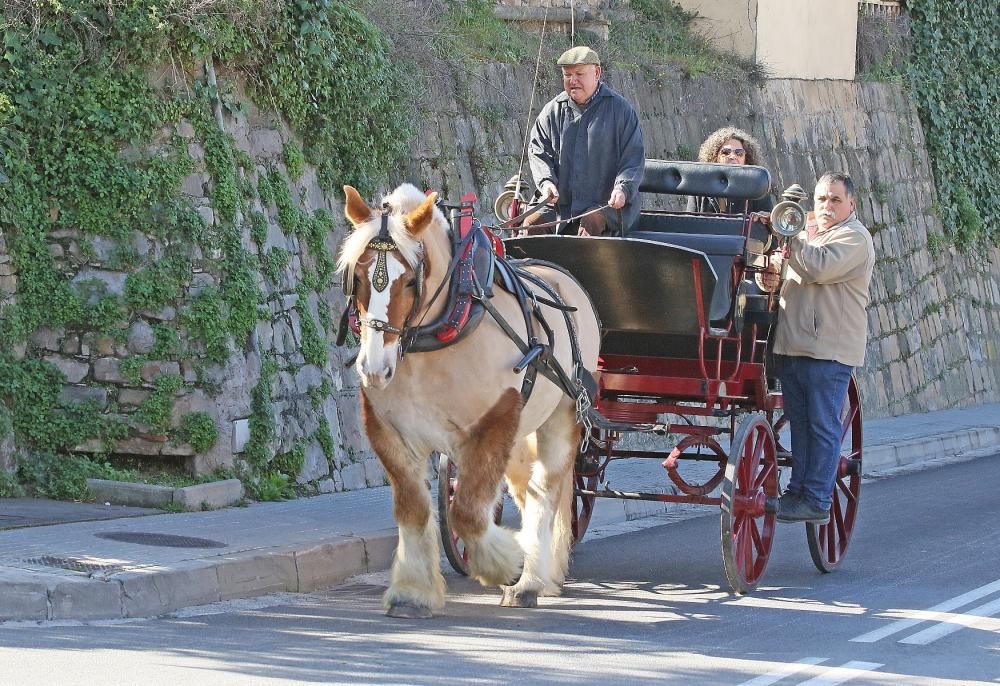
[{"xmin": 346, "ymin": 205, "xmax": 425, "ymax": 341}]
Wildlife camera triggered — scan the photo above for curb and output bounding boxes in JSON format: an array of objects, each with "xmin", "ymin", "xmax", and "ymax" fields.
[
  {"xmin": 0, "ymin": 530, "xmax": 397, "ymax": 622},
  {"xmin": 862, "ymin": 427, "xmax": 1000, "ymax": 474}
]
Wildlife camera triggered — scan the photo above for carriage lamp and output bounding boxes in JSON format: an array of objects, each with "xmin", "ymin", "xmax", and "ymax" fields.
[
  {"xmin": 769, "ymin": 183, "xmax": 808, "ymax": 238},
  {"xmin": 494, "ymin": 174, "xmax": 528, "ymax": 222}
]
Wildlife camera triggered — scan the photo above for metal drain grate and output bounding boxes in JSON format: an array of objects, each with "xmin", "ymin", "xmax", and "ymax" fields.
[
  {"xmin": 95, "ymin": 531, "xmax": 227, "ymax": 548},
  {"xmin": 23, "ymin": 555, "xmax": 125, "ymax": 574}
]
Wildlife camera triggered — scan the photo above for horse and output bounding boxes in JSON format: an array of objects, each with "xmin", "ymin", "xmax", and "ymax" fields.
[{"xmin": 337, "ymin": 183, "xmax": 601, "ymax": 618}]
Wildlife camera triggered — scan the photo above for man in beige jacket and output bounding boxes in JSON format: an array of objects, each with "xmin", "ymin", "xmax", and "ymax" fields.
[{"xmin": 772, "ymin": 172, "xmax": 875, "ymax": 524}]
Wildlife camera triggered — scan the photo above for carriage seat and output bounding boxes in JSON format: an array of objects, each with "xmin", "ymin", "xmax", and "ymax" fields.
[{"xmin": 627, "ymin": 231, "xmax": 741, "ymax": 328}]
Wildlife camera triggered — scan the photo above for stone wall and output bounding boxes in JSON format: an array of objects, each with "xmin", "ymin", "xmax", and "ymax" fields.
[
  {"xmin": 406, "ymin": 64, "xmax": 1000, "ymax": 417},
  {"xmin": 0, "ymin": 82, "xmax": 385, "ymax": 492}
]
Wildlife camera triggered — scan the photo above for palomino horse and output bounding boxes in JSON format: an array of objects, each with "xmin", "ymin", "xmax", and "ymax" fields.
[{"xmin": 337, "ymin": 183, "xmax": 600, "ymax": 618}]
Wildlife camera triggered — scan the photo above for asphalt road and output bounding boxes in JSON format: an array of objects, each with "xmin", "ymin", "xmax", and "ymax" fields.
[{"xmin": 2, "ymin": 452, "xmax": 998, "ymax": 685}]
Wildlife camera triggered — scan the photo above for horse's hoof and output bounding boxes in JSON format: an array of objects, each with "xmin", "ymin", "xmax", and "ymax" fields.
[
  {"xmin": 386, "ymin": 601, "xmax": 433, "ymax": 619},
  {"xmin": 500, "ymin": 586, "xmax": 538, "ymax": 608}
]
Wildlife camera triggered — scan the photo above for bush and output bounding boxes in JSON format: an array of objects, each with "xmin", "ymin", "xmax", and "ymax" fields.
[
  {"xmin": 17, "ymin": 451, "xmax": 137, "ymax": 501},
  {"xmin": 174, "ymin": 411, "xmax": 219, "ymax": 453}
]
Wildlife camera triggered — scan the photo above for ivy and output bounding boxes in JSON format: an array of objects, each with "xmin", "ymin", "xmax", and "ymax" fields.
[
  {"xmin": 174, "ymin": 411, "xmax": 218, "ymax": 453},
  {"xmin": 296, "ymin": 285, "xmax": 328, "ymax": 368},
  {"xmin": 243, "ymin": 353, "xmax": 277, "ymax": 471},
  {"xmin": 134, "ymin": 373, "xmax": 184, "ymax": 434},
  {"xmin": 0, "ymin": 354, "xmax": 126, "ymax": 451},
  {"xmin": 908, "ymin": 2, "xmax": 999, "ymax": 245}
]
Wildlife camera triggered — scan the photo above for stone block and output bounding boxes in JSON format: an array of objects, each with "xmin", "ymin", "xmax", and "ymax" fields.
[
  {"xmin": 363, "ymin": 530, "xmax": 400, "ymax": 573},
  {"xmin": 298, "ymin": 441, "xmax": 329, "ymax": 483},
  {"xmin": 71, "ymin": 267, "xmax": 127, "ymax": 297},
  {"xmin": 117, "ymin": 561, "xmax": 222, "ymax": 618},
  {"xmin": 93, "ymin": 357, "xmax": 126, "ymax": 383},
  {"xmin": 113, "ymin": 436, "xmax": 167, "ymax": 456},
  {"xmin": 119, "ymin": 388, "xmax": 152, "ymax": 407},
  {"xmin": 339, "ymin": 462, "xmax": 367, "ymax": 491},
  {"xmin": 87, "ymin": 479, "xmax": 173, "ymax": 508},
  {"xmin": 59, "ymin": 385, "xmax": 109, "ymax": 408},
  {"xmin": 49, "ymin": 577, "xmax": 123, "ymax": 620},
  {"xmin": 0, "ymin": 570, "xmax": 51, "ymax": 620},
  {"xmin": 173, "ymin": 479, "xmax": 243, "ymax": 511},
  {"xmin": 30, "ymin": 326, "xmax": 63, "ymax": 351},
  {"xmin": 44, "ymin": 354, "xmax": 90, "ymax": 383},
  {"xmin": 216, "ymin": 550, "xmax": 298, "ymax": 600},
  {"xmin": 141, "ymin": 360, "xmax": 181, "ymax": 382},
  {"xmin": 294, "ymin": 538, "xmax": 367, "ymax": 592},
  {"xmin": 127, "ymin": 320, "xmax": 156, "ymax": 354},
  {"xmin": 232, "ymin": 418, "xmax": 250, "ymax": 453}
]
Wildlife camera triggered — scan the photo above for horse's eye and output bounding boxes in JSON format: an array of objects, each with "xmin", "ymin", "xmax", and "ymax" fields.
[{"xmin": 406, "ymin": 280, "xmax": 417, "ymax": 289}]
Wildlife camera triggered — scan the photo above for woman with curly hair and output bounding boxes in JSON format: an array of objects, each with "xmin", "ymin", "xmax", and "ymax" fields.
[{"xmin": 686, "ymin": 126, "xmax": 774, "ymax": 214}]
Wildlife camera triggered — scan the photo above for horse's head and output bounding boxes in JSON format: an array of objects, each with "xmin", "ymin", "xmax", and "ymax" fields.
[{"xmin": 338, "ymin": 184, "xmax": 440, "ymax": 389}]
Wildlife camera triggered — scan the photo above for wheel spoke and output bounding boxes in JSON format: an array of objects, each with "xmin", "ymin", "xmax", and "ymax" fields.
[
  {"xmin": 837, "ymin": 478, "xmax": 857, "ymax": 503},
  {"xmin": 753, "ymin": 460, "xmax": 775, "ymax": 492},
  {"xmin": 737, "ymin": 518, "xmax": 751, "ymax": 573},
  {"xmin": 750, "ymin": 517, "xmax": 764, "ymax": 556},
  {"xmin": 841, "ymin": 402, "xmax": 858, "ymax": 440}
]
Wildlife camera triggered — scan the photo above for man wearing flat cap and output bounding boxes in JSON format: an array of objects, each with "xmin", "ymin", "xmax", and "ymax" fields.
[{"xmin": 525, "ymin": 46, "xmax": 645, "ymax": 236}]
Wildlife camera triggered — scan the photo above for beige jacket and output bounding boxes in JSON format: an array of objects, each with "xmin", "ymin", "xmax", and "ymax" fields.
[{"xmin": 773, "ymin": 213, "xmax": 875, "ymax": 367}]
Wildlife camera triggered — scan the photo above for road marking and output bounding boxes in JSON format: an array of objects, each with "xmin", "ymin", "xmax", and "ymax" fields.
[
  {"xmin": 899, "ymin": 594, "xmax": 1000, "ymax": 645},
  {"xmin": 796, "ymin": 661, "xmax": 884, "ymax": 686},
  {"xmin": 736, "ymin": 657, "xmax": 828, "ymax": 686},
  {"xmin": 850, "ymin": 577, "xmax": 1000, "ymax": 643}
]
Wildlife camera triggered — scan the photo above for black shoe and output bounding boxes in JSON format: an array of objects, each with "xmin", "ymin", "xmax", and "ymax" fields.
[
  {"xmin": 777, "ymin": 491, "xmax": 801, "ymax": 512},
  {"xmin": 777, "ymin": 497, "xmax": 830, "ymax": 524}
]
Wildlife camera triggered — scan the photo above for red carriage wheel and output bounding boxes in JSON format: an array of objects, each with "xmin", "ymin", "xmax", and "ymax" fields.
[
  {"xmin": 806, "ymin": 375, "xmax": 863, "ymax": 572},
  {"xmin": 437, "ymin": 452, "xmax": 504, "ymax": 576},
  {"xmin": 721, "ymin": 415, "xmax": 779, "ymax": 593}
]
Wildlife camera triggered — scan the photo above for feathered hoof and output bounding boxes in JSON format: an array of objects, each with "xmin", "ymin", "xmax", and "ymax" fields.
[
  {"xmin": 500, "ymin": 586, "xmax": 538, "ymax": 608},
  {"xmin": 386, "ymin": 601, "xmax": 434, "ymax": 619}
]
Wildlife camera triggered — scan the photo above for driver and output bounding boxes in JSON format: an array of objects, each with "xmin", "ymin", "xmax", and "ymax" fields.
[{"xmin": 524, "ymin": 46, "xmax": 645, "ymax": 237}]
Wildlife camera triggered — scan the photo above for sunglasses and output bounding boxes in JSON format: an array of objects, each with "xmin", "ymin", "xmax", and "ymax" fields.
[{"xmin": 720, "ymin": 147, "xmax": 746, "ymax": 157}]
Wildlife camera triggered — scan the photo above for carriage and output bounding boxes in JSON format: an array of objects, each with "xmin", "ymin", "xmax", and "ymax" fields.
[{"xmin": 436, "ymin": 160, "xmax": 864, "ymax": 594}]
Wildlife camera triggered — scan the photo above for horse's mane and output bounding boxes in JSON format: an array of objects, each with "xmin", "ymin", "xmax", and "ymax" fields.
[{"xmin": 336, "ymin": 183, "xmax": 446, "ymax": 277}]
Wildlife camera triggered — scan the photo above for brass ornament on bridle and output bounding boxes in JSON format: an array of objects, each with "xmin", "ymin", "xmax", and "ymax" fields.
[{"xmin": 367, "ymin": 238, "xmax": 397, "ymax": 292}]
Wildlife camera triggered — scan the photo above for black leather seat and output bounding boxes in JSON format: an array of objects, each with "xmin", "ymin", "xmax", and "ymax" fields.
[{"xmin": 626, "ymin": 231, "xmax": 742, "ymax": 330}]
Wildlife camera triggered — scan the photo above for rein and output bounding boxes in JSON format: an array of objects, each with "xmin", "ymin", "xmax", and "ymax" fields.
[{"xmin": 486, "ymin": 203, "xmax": 611, "ymax": 234}]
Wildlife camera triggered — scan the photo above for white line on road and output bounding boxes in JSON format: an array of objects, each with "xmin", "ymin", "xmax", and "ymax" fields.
[
  {"xmin": 898, "ymin": 594, "xmax": 1000, "ymax": 645},
  {"xmin": 736, "ymin": 657, "xmax": 828, "ymax": 686},
  {"xmin": 796, "ymin": 661, "xmax": 884, "ymax": 686},
  {"xmin": 850, "ymin": 577, "xmax": 1000, "ymax": 643}
]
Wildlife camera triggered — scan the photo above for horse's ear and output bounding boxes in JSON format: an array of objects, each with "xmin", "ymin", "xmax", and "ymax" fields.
[
  {"xmin": 405, "ymin": 192, "xmax": 438, "ymax": 236},
  {"xmin": 343, "ymin": 185, "xmax": 372, "ymax": 226}
]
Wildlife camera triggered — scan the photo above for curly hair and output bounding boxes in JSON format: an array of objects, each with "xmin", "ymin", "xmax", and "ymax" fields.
[{"xmin": 697, "ymin": 126, "xmax": 765, "ymax": 167}]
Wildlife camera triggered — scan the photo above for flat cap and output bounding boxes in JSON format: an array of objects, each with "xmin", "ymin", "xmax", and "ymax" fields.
[{"xmin": 557, "ymin": 46, "xmax": 600, "ymax": 66}]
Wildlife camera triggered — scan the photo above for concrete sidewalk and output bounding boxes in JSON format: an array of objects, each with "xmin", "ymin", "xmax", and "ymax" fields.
[{"xmin": 1, "ymin": 403, "xmax": 998, "ymax": 623}]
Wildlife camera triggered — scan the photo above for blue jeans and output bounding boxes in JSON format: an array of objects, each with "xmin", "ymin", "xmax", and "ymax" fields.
[{"xmin": 776, "ymin": 355, "xmax": 853, "ymax": 510}]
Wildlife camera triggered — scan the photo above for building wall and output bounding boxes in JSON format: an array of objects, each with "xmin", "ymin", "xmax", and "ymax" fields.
[
  {"xmin": 674, "ymin": 0, "xmax": 758, "ymax": 60},
  {"xmin": 756, "ymin": 0, "xmax": 858, "ymax": 79},
  {"xmin": 675, "ymin": 0, "xmax": 858, "ymax": 80}
]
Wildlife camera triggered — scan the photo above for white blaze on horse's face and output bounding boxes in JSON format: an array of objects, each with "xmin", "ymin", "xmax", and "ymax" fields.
[{"xmin": 355, "ymin": 251, "xmax": 412, "ymax": 389}]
